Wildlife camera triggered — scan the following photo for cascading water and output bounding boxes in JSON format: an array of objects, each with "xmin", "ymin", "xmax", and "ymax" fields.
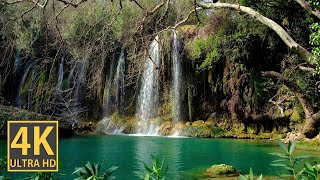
[
  {"xmin": 27, "ymin": 66, "xmax": 38, "ymax": 110},
  {"xmin": 16, "ymin": 59, "xmax": 37, "ymax": 107},
  {"xmin": 57, "ymin": 57, "xmax": 64, "ymax": 96},
  {"xmin": 56, "ymin": 57, "xmax": 64, "ymax": 114},
  {"xmin": 98, "ymin": 49, "xmax": 126, "ymax": 134},
  {"xmin": 67, "ymin": 61, "xmax": 83, "ymax": 118},
  {"xmin": 114, "ymin": 48, "xmax": 125, "ymax": 113},
  {"xmin": 105, "ymin": 55, "xmax": 116, "ymax": 115},
  {"xmin": 68, "ymin": 63, "xmax": 76, "ymax": 88},
  {"xmin": 137, "ymin": 36, "xmax": 161, "ymax": 135},
  {"xmin": 172, "ymin": 31, "xmax": 182, "ymax": 123},
  {"xmin": 75, "ymin": 62, "xmax": 83, "ymax": 108}
]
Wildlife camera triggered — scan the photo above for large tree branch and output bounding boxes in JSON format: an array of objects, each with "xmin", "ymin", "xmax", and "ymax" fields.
[
  {"xmin": 262, "ymin": 71, "xmax": 320, "ymax": 137},
  {"xmin": 197, "ymin": 1, "xmax": 316, "ymax": 67},
  {"xmin": 294, "ymin": 0, "xmax": 320, "ymax": 20}
]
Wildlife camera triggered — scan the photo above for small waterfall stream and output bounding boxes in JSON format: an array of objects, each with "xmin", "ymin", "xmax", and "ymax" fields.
[
  {"xmin": 57, "ymin": 57, "xmax": 64, "ymax": 96},
  {"xmin": 99, "ymin": 48, "xmax": 126, "ymax": 134},
  {"xmin": 75, "ymin": 63, "xmax": 83, "ymax": 107},
  {"xmin": 172, "ymin": 31, "xmax": 182, "ymax": 123},
  {"xmin": 67, "ymin": 61, "xmax": 83, "ymax": 118},
  {"xmin": 137, "ymin": 36, "xmax": 161, "ymax": 135},
  {"xmin": 114, "ymin": 48, "xmax": 125, "ymax": 113},
  {"xmin": 16, "ymin": 59, "xmax": 37, "ymax": 107},
  {"xmin": 56, "ymin": 57, "xmax": 64, "ymax": 114},
  {"xmin": 105, "ymin": 54, "xmax": 116, "ymax": 115}
]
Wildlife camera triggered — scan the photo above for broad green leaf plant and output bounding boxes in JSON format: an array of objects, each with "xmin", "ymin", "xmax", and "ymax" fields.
[{"xmin": 270, "ymin": 139, "xmax": 319, "ymax": 180}]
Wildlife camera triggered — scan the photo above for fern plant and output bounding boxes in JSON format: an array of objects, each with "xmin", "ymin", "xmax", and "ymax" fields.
[{"xmin": 73, "ymin": 162, "xmax": 118, "ymax": 180}]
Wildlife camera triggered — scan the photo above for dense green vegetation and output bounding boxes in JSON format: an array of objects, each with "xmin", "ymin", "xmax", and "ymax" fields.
[
  {"xmin": 0, "ymin": 0, "xmax": 319, "ymax": 140},
  {"xmin": 0, "ymin": 0, "xmax": 320, "ymax": 178}
]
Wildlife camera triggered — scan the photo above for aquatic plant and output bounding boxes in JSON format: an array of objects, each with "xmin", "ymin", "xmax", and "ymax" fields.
[{"xmin": 73, "ymin": 162, "xmax": 118, "ymax": 180}]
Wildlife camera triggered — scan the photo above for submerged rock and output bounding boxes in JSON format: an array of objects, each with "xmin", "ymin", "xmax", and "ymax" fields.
[{"xmin": 204, "ymin": 164, "xmax": 239, "ymax": 178}]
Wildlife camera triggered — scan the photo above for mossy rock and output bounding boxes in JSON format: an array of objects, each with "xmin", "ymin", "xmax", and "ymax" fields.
[
  {"xmin": 204, "ymin": 164, "xmax": 239, "ymax": 178},
  {"xmin": 192, "ymin": 120, "xmax": 205, "ymax": 126}
]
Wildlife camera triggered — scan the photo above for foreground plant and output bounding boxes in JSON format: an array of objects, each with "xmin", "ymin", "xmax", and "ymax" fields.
[
  {"xmin": 0, "ymin": 150, "xmax": 8, "ymax": 180},
  {"xmin": 26, "ymin": 172, "xmax": 54, "ymax": 180},
  {"xmin": 141, "ymin": 154, "xmax": 168, "ymax": 180},
  {"xmin": 239, "ymin": 168, "xmax": 262, "ymax": 180},
  {"xmin": 270, "ymin": 139, "xmax": 319, "ymax": 180},
  {"xmin": 73, "ymin": 162, "xmax": 118, "ymax": 180}
]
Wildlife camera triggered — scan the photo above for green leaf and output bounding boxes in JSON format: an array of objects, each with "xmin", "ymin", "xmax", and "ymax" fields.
[
  {"xmin": 239, "ymin": 174, "xmax": 248, "ymax": 180},
  {"xmin": 143, "ymin": 163, "xmax": 154, "ymax": 174},
  {"xmin": 85, "ymin": 162, "xmax": 94, "ymax": 176},
  {"xmin": 277, "ymin": 139, "xmax": 288, "ymax": 154},
  {"xmin": 269, "ymin": 152, "xmax": 289, "ymax": 159},
  {"xmin": 270, "ymin": 163, "xmax": 289, "ymax": 167},
  {"xmin": 272, "ymin": 159, "xmax": 286, "ymax": 163},
  {"xmin": 104, "ymin": 166, "xmax": 118, "ymax": 177},
  {"xmin": 304, "ymin": 162, "xmax": 313, "ymax": 170},
  {"xmin": 249, "ymin": 168, "xmax": 254, "ymax": 180},
  {"xmin": 258, "ymin": 174, "xmax": 263, "ymax": 180},
  {"xmin": 289, "ymin": 141, "xmax": 296, "ymax": 155}
]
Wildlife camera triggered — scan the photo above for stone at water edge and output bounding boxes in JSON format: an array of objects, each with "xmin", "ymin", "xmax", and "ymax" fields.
[{"xmin": 204, "ymin": 164, "xmax": 239, "ymax": 178}]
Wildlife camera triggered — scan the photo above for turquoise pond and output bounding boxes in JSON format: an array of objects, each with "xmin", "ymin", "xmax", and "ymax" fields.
[{"xmin": 1, "ymin": 135, "xmax": 320, "ymax": 179}]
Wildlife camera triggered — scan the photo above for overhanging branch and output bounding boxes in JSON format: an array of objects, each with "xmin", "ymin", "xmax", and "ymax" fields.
[{"xmin": 197, "ymin": 1, "xmax": 316, "ymax": 67}]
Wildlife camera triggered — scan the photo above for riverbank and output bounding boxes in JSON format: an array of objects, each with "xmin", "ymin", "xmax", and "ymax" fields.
[{"xmin": 1, "ymin": 106, "xmax": 319, "ymax": 152}]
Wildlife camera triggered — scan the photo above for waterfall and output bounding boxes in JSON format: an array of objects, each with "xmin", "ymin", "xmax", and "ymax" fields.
[
  {"xmin": 68, "ymin": 63, "xmax": 76, "ymax": 88},
  {"xmin": 105, "ymin": 54, "xmax": 116, "ymax": 115},
  {"xmin": 137, "ymin": 36, "xmax": 161, "ymax": 135},
  {"xmin": 55, "ymin": 57, "xmax": 64, "ymax": 114},
  {"xmin": 16, "ymin": 59, "xmax": 37, "ymax": 107},
  {"xmin": 114, "ymin": 48, "xmax": 125, "ymax": 113},
  {"xmin": 57, "ymin": 57, "xmax": 64, "ymax": 95},
  {"xmin": 99, "ymin": 49, "xmax": 126, "ymax": 134},
  {"xmin": 66, "ymin": 61, "xmax": 83, "ymax": 118},
  {"xmin": 75, "ymin": 62, "xmax": 83, "ymax": 107},
  {"xmin": 27, "ymin": 66, "xmax": 38, "ymax": 110},
  {"xmin": 172, "ymin": 31, "xmax": 182, "ymax": 123}
]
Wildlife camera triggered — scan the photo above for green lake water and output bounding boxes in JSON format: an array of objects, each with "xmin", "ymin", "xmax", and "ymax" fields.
[{"xmin": 1, "ymin": 135, "xmax": 320, "ymax": 179}]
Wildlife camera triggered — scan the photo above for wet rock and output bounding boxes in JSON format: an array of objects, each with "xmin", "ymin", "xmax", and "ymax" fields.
[
  {"xmin": 204, "ymin": 164, "xmax": 239, "ymax": 178},
  {"xmin": 159, "ymin": 121, "xmax": 173, "ymax": 136}
]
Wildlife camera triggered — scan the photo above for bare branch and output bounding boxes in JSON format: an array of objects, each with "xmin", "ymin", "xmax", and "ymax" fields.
[
  {"xmin": 56, "ymin": 0, "xmax": 88, "ymax": 8},
  {"xmin": 130, "ymin": 0, "xmax": 145, "ymax": 10}
]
